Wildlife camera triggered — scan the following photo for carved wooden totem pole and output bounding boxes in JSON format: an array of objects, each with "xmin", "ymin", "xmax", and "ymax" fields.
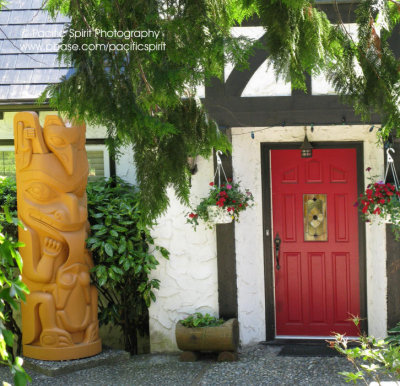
[{"xmin": 14, "ymin": 112, "xmax": 101, "ymax": 360}]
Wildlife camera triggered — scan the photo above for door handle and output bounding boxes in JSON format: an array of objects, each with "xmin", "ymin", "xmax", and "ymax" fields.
[{"xmin": 274, "ymin": 233, "xmax": 281, "ymax": 271}]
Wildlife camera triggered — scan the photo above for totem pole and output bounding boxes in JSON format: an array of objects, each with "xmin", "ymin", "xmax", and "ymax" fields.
[{"xmin": 14, "ymin": 112, "xmax": 101, "ymax": 360}]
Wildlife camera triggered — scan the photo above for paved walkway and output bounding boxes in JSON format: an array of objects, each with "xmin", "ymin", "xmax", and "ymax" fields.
[{"xmin": 0, "ymin": 344, "xmax": 380, "ymax": 385}]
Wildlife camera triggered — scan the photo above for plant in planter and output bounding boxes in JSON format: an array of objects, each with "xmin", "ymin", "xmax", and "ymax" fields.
[
  {"xmin": 175, "ymin": 313, "xmax": 239, "ymax": 362},
  {"xmin": 187, "ymin": 179, "xmax": 254, "ymax": 228},
  {"xmin": 357, "ymin": 167, "xmax": 400, "ymax": 239},
  {"xmin": 179, "ymin": 312, "xmax": 224, "ymax": 328}
]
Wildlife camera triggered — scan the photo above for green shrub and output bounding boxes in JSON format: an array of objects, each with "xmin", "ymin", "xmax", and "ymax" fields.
[
  {"xmin": 0, "ymin": 177, "xmax": 22, "ymax": 364},
  {"xmin": 179, "ymin": 313, "xmax": 224, "ymax": 328},
  {"xmin": 387, "ymin": 322, "xmax": 400, "ymax": 346},
  {"xmin": 86, "ymin": 177, "xmax": 169, "ymax": 354},
  {"xmin": 0, "ymin": 176, "xmax": 17, "ymax": 239},
  {"xmin": 0, "ymin": 207, "xmax": 30, "ymax": 386}
]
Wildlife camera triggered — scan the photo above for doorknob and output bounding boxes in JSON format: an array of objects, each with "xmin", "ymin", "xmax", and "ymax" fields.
[{"xmin": 274, "ymin": 233, "xmax": 281, "ymax": 271}]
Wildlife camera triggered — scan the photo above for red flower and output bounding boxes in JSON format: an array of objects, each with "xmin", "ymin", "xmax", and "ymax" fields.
[
  {"xmin": 373, "ymin": 207, "xmax": 381, "ymax": 215},
  {"xmin": 189, "ymin": 213, "xmax": 195, "ymax": 218},
  {"xmin": 362, "ymin": 206, "xmax": 369, "ymax": 214},
  {"xmin": 209, "ymin": 182, "xmax": 214, "ymax": 186},
  {"xmin": 227, "ymin": 178, "xmax": 232, "ymax": 182},
  {"xmin": 232, "ymin": 200, "xmax": 236, "ymax": 203},
  {"xmin": 379, "ymin": 199, "xmax": 385, "ymax": 204}
]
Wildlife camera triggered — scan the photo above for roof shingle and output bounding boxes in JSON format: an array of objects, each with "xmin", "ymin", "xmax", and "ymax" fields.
[{"xmin": 0, "ymin": 0, "xmax": 71, "ymax": 103}]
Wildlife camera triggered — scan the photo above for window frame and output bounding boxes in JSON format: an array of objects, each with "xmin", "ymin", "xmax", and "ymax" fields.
[{"xmin": 0, "ymin": 143, "xmax": 111, "ymax": 179}]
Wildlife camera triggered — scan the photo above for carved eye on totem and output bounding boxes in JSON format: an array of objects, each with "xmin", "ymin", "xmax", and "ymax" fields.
[
  {"xmin": 48, "ymin": 136, "xmax": 67, "ymax": 147},
  {"xmin": 26, "ymin": 182, "xmax": 54, "ymax": 201}
]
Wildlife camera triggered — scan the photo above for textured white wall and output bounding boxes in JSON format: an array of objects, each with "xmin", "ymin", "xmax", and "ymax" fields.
[
  {"xmin": 149, "ymin": 156, "xmax": 219, "ymax": 352},
  {"xmin": 231, "ymin": 125, "xmax": 387, "ymax": 345},
  {"xmin": 115, "ymin": 145, "xmax": 137, "ymax": 185}
]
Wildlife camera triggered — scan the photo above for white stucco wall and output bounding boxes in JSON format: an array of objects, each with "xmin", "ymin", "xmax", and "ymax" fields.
[
  {"xmin": 149, "ymin": 156, "xmax": 219, "ymax": 352},
  {"xmin": 231, "ymin": 125, "xmax": 387, "ymax": 345}
]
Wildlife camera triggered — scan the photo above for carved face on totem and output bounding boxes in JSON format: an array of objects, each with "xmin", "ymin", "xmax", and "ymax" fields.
[{"xmin": 15, "ymin": 114, "xmax": 88, "ymax": 233}]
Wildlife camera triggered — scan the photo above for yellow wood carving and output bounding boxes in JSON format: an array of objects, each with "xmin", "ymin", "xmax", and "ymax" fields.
[{"xmin": 14, "ymin": 112, "xmax": 101, "ymax": 360}]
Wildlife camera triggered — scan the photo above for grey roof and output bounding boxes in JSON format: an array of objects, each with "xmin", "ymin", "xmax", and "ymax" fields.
[{"xmin": 0, "ymin": 0, "xmax": 71, "ymax": 103}]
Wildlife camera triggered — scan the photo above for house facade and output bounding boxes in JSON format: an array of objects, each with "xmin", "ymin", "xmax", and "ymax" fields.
[{"xmin": 1, "ymin": 1, "xmax": 399, "ymax": 353}]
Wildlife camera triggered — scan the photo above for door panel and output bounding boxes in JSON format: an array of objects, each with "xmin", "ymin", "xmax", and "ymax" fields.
[{"xmin": 271, "ymin": 149, "xmax": 360, "ymax": 336}]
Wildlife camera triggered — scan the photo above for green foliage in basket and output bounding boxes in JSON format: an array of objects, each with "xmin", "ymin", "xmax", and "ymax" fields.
[{"xmin": 179, "ymin": 313, "xmax": 224, "ymax": 328}]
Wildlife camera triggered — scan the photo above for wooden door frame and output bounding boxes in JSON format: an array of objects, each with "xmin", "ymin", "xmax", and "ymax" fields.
[{"xmin": 261, "ymin": 142, "xmax": 367, "ymax": 340}]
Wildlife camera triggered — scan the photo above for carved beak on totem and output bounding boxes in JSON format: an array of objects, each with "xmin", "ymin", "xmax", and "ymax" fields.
[
  {"xmin": 43, "ymin": 121, "xmax": 82, "ymax": 176},
  {"xmin": 53, "ymin": 144, "xmax": 77, "ymax": 176}
]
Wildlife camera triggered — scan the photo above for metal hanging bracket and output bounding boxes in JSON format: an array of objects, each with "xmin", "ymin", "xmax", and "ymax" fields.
[
  {"xmin": 214, "ymin": 150, "xmax": 228, "ymax": 188},
  {"xmin": 384, "ymin": 147, "xmax": 400, "ymax": 190}
]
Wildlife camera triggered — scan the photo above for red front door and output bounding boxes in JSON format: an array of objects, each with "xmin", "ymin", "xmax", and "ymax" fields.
[{"xmin": 271, "ymin": 149, "xmax": 360, "ymax": 337}]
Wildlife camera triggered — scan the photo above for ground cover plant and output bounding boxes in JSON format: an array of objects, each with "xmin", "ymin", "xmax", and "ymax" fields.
[{"xmin": 332, "ymin": 317, "xmax": 400, "ymax": 384}]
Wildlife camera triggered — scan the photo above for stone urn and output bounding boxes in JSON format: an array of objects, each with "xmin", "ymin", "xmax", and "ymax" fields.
[{"xmin": 175, "ymin": 318, "xmax": 239, "ymax": 361}]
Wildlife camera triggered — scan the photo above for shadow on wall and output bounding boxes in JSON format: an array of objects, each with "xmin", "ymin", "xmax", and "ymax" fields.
[{"xmin": 386, "ymin": 223, "xmax": 400, "ymax": 330}]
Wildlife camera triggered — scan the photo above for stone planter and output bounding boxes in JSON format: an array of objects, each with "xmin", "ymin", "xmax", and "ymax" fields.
[
  {"xmin": 207, "ymin": 205, "xmax": 233, "ymax": 224},
  {"xmin": 175, "ymin": 318, "xmax": 239, "ymax": 362}
]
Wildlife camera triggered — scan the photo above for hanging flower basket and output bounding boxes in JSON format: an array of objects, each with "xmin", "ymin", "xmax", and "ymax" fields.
[
  {"xmin": 357, "ymin": 165, "xmax": 400, "ymax": 239},
  {"xmin": 187, "ymin": 151, "xmax": 254, "ymax": 229},
  {"xmin": 187, "ymin": 179, "xmax": 254, "ymax": 228},
  {"xmin": 207, "ymin": 205, "xmax": 233, "ymax": 224}
]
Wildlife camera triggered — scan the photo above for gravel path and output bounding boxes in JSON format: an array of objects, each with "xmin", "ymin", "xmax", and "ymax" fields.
[{"xmin": 0, "ymin": 344, "xmax": 370, "ymax": 385}]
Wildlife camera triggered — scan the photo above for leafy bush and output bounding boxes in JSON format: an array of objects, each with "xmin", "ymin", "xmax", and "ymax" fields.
[
  {"xmin": 0, "ymin": 178, "xmax": 23, "ymax": 360},
  {"xmin": 0, "ymin": 177, "xmax": 18, "ymax": 238},
  {"xmin": 387, "ymin": 322, "xmax": 400, "ymax": 346},
  {"xmin": 179, "ymin": 313, "xmax": 224, "ymax": 328},
  {"xmin": 86, "ymin": 177, "xmax": 169, "ymax": 354},
  {"xmin": 332, "ymin": 317, "xmax": 400, "ymax": 384},
  {"xmin": 0, "ymin": 207, "xmax": 30, "ymax": 386}
]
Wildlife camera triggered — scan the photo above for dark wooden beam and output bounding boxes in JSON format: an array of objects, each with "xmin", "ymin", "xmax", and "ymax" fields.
[{"xmin": 214, "ymin": 149, "xmax": 238, "ymax": 319}]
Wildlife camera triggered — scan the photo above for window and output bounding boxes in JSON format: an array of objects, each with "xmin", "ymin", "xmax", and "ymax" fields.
[
  {"xmin": 0, "ymin": 145, "xmax": 110, "ymax": 180},
  {"xmin": 0, "ymin": 148, "xmax": 15, "ymax": 177},
  {"xmin": 86, "ymin": 145, "xmax": 111, "ymax": 181}
]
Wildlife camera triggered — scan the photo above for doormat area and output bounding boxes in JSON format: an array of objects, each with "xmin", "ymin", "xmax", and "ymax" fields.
[{"xmin": 277, "ymin": 344, "xmax": 340, "ymax": 357}]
